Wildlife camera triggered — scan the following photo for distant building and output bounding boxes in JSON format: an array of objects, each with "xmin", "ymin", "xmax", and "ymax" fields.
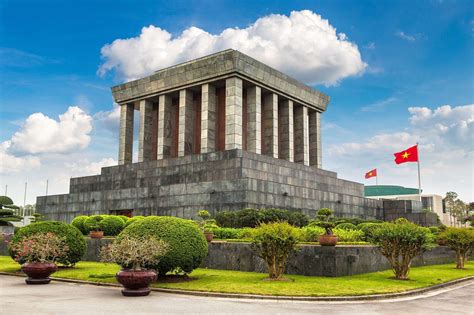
[{"xmin": 364, "ymin": 185, "xmax": 454, "ymax": 226}]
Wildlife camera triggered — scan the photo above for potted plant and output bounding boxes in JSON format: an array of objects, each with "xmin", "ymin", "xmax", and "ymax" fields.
[
  {"xmin": 9, "ymin": 232, "xmax": 68, "ymax": 284},
  {"xmin": 197, "ymin": 210, "xmax": 216, "ymax": 242},
  {"xmin": 315, "ymin": 208, "xmax": 338, "ymax": 246},
  {"xmin": 89, "ymin": 223, "xmax": 104, "ymax": 239},
  {"xmin": 100, "ymin": 235, "xmax": 168, "ymax": 296}
]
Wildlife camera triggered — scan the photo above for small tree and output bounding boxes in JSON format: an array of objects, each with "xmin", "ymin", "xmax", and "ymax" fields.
[
  {"xmin": 251, "ymin": 222, "xmax": 301, "ymax": 280},
  {"xmin": 372, "ymin": 221, "xmax": 434, "ymax": 280},
  {"xmin": 100, "ymin": 235, "xmax": 169, "ymax": 271},
  {"xmin": 439, "ymin": 228, "xmax": 474, "ymax": 269},
  {"xmin": 314, "ymin": 208, "xmax": 335, "ymax": 235}
]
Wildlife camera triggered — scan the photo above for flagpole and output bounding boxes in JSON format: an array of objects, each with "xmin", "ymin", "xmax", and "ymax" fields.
[
  {"xmin": 376, "ymin": 174, "xmax": 378, "ymax": 185},
  {"xmin": 416, "ymin": 143, "xmax": 422, "ymax": 202}
]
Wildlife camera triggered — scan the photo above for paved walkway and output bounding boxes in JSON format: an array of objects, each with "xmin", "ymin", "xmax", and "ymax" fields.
[{"xmin": 0, "ymin": 275, "xmax": 473, "ymax": 314}]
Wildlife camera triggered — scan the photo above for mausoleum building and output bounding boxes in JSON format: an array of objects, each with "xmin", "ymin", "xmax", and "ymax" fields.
[{"xmin": 37, "ymin": 50, "xmax": 382, "ymax": 221}]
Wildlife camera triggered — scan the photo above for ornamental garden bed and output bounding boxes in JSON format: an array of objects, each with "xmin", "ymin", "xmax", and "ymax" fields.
[{"xmin": 0, "ymin": 256, "xmax": 472, "ymax": 297}]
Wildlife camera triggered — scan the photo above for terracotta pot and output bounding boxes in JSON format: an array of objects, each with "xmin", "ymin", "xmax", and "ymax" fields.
[
  {"xmin": 21, "ymin": 262, "xmax": 57, "ymax": 284},
  {"xmin": 318, "ymin": 235, "xmax": 338, "ymax": 246},
  {"xmin": 204, "ymin": 231, "xmax": 214, "ymax": 243},
  {"xmin": 89, "ymin": 230, "xmax": 104, "ymax": 239},
  {"xmin": 116, "ymin": 269, "xmax": 157, "ymax": 296}
]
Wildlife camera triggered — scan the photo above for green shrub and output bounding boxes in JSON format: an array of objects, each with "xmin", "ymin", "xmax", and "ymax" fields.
[
  {"xmin": 428, "ymin": 226, "xmax": 440, "ymax": 236},
  {"xmin": 336, "ymin": 222, "xmax": 358, "ymax": 230},
  {"xmin": 439, "ymin": 228, "xmax": 474, "ymax": 269},
  {"xmin": 0, "ymin": 196, "xmax": 14, "ymax": 206},
  {"xmin": 372, "ymin": 222, "xmax": 434, "ymax": 279},
  {"xmin": 125, "ymin": 216, "xmax": 145, "ymax": 227},
  {"xmin": 99, "ymin": 216, "xmax": 125, "ymax": 236},
  {"xmin": 83, "ymin": 215, "xmax": 104, "ymax": 233},
  {"xmin": 214, "ymin": 211, "xmax": 238, "ymax": 228},
  {"xmin": 215, "ymin": 208, "xmax": 309, "ymax": 228},
  {"xmin": 394, "ymin": 217, "xmax": 411, "ymax": 224},
  {"xmin": 71, "ymin": 216, "xmax": 88, "ymax": 235},
  {"xmin": 210, "ymin": 227, "xmax": 242, "ymax": 239},
  {"xmin": 251, "ymin": 222, "xmax": 301, "ymax": 279},
  {"xmin": 116, "ymin": 215, "xmax": 129, "ymax": 224},
  {"xmin": 357, "ymin": 222, "xmax": 382, "ymax": 242},
  {"xmin": 333, "ymin": 228, "xmax": 364, "ymax": 242},
  {"xmin": 119, "ymin": 216, "xmax": 208, "ymax": 275},
  {"xmin": 301, "ymin": 226, "xmax": 325, "ymax": 242},
  {"xmin": 9, "ymin": 221, "xmax": 86, "ymax": 266}
]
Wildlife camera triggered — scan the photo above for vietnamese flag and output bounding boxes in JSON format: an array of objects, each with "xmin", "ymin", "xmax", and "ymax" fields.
[
  {"xmin": 365, "ymin": 169, "xmax": 377, "ymax": 179},
  {"xmin": 394, "ymin": 145, "xmax": 419, "ymax": 164}
]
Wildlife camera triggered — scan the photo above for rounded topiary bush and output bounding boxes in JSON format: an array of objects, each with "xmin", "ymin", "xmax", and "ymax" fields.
[
  {"xmin": 117, "ymin": 215, "xmax": 129, "ymax": 224},
  {"xmin": 0, "ymin": 196, "xmax": 14, "ymax": 206},
  {"xmin": 9, "ymin": 221, "xmax": 86, "ymax": 266},
  {"xmin": 124, "ymin": 216, "xmax": 145, "ymax": 227},
  {"xmin": 83, "ymin": 215, "xmax": 104, "ymax": 233},
  {"xmin": 99, "ymin": 216, "xmax": 125, "ymax": 236},
  {"xmin": 336, "ymin": 222, "xmax": 358, "ymax": 230},
  {"xmin": 71, "ymin": 215, "xmax": 89, "ymax": 235},
  {"xmin": 119, "ymin": 216, "xmax": 208, "ymax": 275}
]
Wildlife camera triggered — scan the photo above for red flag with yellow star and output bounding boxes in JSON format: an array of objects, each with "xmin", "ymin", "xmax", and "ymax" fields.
[
  {"xmin": 394, "ymin": 145, "xmax": 418, "ymax": 164},
  {"xmin": 365, "ymin": 169, "xmax": 377, "ymax": 179}
]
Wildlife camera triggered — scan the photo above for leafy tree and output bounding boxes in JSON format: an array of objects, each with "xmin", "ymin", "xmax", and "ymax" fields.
[
  {"xmin": 0, "ymin": 196, "xmax": 22, "ymax": 226},
  {"xmin": 372, "ymin": 221, "xmax": 434, "ymax": 280},
  {"xmin": 251, "ymin": 222, "xmax": 301, "ymax": 280},
  {"xmin": 439, "ymin": 228, "xmax": 474, "ymax": 269},
  {"xmin": 314, "ymin": 208, "xmax": 335, "ymax": 235},
  {"xmin": 444, "ymin": 192, "xmax": 468, "ymax": 226}
]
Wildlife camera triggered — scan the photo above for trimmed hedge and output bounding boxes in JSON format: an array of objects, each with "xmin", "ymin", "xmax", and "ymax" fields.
[
  {"xmin": 119, "ymin": 216, "xmax": 208, "ymax": 275},
  {"xmin": 0, "ymin": 196, "xmax": 14, "ymax": 206},
  {"xmin": 336, "ymin": 222, "xmax": 358, "ymax": 230},
  {"xmin": 125, "ymin": 216, "xmax": 145, "ymax": 227},
  {"xmin": 99, "ymin": 216, "xmax": 125, "ymax": 236},
  {"xmin": 83, "ymin": 215, "xmax": 104, "ymax": 233},
  {"xmin": 215, "ymin": 208, "xmax": 309, "ymax": 228},
  {"xmin": 9, "ymin": 221, "xmax": 86, "ymax": 266},
  {"xmin": 71, "ymin": 216, "xmax": 88, "ymax": 235}
]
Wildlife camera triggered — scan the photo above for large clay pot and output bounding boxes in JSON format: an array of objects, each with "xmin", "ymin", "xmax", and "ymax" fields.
[
  {"xmin": 116, "ymin": 269, "xmax": 157, "ymax": 296},
  {"xmin": 21, "ymin": 262, "xmax": 57, "ymax": 284},
  {"xmin": 318, "ymin": 235, "xmax": 338, "ymax": 246},
  {"xmin": 89, "ymin": 230, "xmax": 104, "ymax": 239},
  {"xmin": 204, "ymin": 231, "xmax": 214, "ymax": 243}
]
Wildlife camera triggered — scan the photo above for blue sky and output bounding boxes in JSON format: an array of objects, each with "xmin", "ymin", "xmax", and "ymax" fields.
[{"xmin": 0, "ymin": 0, "xmax": 473, "ymax": 205}]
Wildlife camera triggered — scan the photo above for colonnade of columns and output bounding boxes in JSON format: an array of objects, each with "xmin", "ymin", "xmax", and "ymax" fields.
[{"xmin": 118, "ymin": 77, "xmax": 322, "ymax": 168}]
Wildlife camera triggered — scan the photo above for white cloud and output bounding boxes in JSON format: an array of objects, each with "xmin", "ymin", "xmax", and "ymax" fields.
[
  {"xmin": 395, "ymin": 31, "xmax": 416, "ymax": 42},
  {"xmin": 326, "ymin": 104, "xmax": 474, "ymax": 201},
  {"xmin": 98, "ymin": 10, "xmax": 366, "ymax": 86},
  {"xmin": 9, "ymin": 106, "xmax": 93, "ymax": 154},
  {"xmin": 65, "ymin": 157, "xmax": 117, "ymax": 176},
  {"xmin": 361, "ymin": 97, "xmax": 398, "ymax": 112},
  {"xmin": 94, "ymin": 103, "xmax": 121, "ymax": 133},
  {"xmin": 0, "ymin": 141, "xmax": 41, "ymax": 174}
]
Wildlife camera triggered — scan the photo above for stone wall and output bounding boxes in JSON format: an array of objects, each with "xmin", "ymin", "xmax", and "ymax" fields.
[
  {"xmin": 382, "ymin": 199, "xmax": 439, "ymax": 226},
  {"xmin": 37, "ymin": 149, "xmax": 382, "ymax": 223},
  {"xmin": 0, "ymin": 239, "xmax": 455, "ymax": 277}
]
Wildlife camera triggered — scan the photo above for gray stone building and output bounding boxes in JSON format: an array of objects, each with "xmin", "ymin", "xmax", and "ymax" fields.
[{"xmin": 37, "ymin": 49, "xmax": 382, "ymax": 222}]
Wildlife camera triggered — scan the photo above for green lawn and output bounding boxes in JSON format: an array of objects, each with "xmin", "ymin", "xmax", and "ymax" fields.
[{"xmin": 1, "ymin": 255, "xmax": 472, "ymax": 296}]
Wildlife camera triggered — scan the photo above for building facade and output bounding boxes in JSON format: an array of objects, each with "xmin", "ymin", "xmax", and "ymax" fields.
[
  {"xmin": 37, "ymin": 50, "xmax": 381, "ymax": 222},
  {"xmin": 365, "ymin": 185, "xmax": 451, "ymax": 226}
]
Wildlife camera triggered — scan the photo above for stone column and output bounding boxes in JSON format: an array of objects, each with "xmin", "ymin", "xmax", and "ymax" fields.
[
  {"xmin": 278, "ymin": 99, "xmax": 294, "ymax": 162},
  {"xmin": 157, "ymin": 94, "xmax": 173, "ymax": 159},
  {"xmin": 309, "ymin": 110, "xmax": 322, "ymax": 168},
  {"xmin": 225, "ymin": 77, "xmax": 243, "ymax": 150},
  {"xmin": 294, "ymin": 105, "xmax": 309, "ymax": 165},
  {"xmin": 178, "ymin": 89, "xmax": 194, "ymax": 156},
  {"xmin": 246, "ymin": 86, "xmax": 261, "ymax": 154},
  {"xmin": 263, "ymin": 93, "xmax": 278, "ymax": 158},
  {"xmin": 138, "ymin": 99, "xmax": 153, "ymax": 162},
  {"xmin": 200, "ymin": 83, "xmax": 217, "ymax": 153},
  {"xmin": 118, "ymin": 103, "xmax": 134, "ymax": 165}
]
